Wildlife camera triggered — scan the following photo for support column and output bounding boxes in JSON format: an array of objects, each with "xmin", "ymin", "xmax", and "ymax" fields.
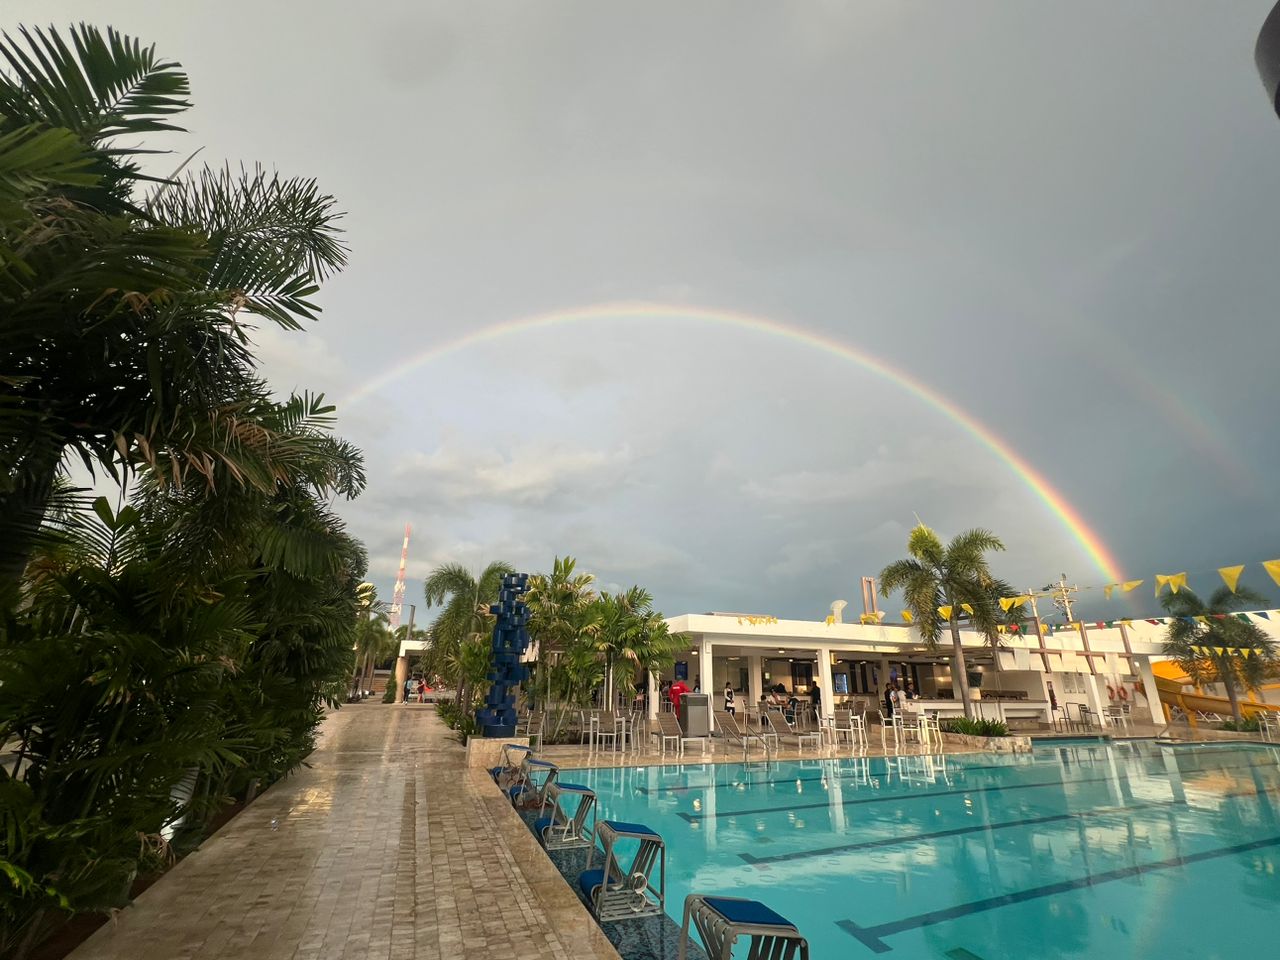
[
  {"xmin": 817, "ymin": 647, "xmax": 834, "ymax": 720},
  {"xmin": 877, "ymin": 657, "xmax": 891, "ymax": 692},
  {"xmin": 1084, "ymin": 670, "xmax": 1108, "ymax": 723},
  {"xmin": 1133, "ymin": 655, "xmax": 1163, "ymax": 725},
  {"xmin": 748, "ymin": 655, "xmax": 763, "ymax": 713},
  {"xmin": 696, "ymin": 642, "xmax": 716, "ymax": 696},
  {"xmin": 394, "ymin": 656, "xmax": 409, "ymax": 704},
  {"xmin": 648, "ymin": 669, "xmax": 659, "ymax": 722}
]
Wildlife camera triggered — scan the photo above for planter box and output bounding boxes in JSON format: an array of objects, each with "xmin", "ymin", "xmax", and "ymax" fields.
[
  {"xmin": 943, "ymin": 732, "xmax": 1033, "ymax": 753},
  {"xmin": 465, "ymin": 735, "xmax": 530, "ymax": 769}
]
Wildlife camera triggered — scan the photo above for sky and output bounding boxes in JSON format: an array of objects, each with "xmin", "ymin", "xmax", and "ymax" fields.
[{"xmin": 21, "ymin": 1, "xmax": 1280, "ymax": 622}]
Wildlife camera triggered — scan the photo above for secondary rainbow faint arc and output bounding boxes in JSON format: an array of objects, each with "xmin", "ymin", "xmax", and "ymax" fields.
[{"xmin": 344, "ymin": 302, "xmax": 1126, "ymax": 583}]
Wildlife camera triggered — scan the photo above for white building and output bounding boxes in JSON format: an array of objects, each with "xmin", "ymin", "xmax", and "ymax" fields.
[{"xmin": 652, "ymin": 612, "xmax": 1172, "ymax": 726}]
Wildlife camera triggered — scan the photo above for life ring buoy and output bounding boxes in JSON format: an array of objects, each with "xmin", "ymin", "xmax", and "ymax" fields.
[
  {"xmin": 1117, "ymin": 685, "xmax": 1129, "ymax": 701},
  {"xmin": 1107, "ymin": 685, "xmax": 1117, "ymax": 701}
]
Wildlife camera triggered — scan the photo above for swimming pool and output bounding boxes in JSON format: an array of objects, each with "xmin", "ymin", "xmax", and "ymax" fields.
[{"xmin": 564, "ymin": 740, "xmax": 1280, "ymax": 958}]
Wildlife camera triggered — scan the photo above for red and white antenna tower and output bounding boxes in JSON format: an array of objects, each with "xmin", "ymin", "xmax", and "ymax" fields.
[{"xmin": 388, "ymin": 523, "xmax": 411, "ymax": 631}]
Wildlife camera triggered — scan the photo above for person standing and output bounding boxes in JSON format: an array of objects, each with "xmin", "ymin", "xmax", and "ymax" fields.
[
  {"xmin": 883, "ymin": 682, "xmax": 895, "ymax": 718},
  {"xmin": 723, "ymin": 682, "xmax": 736, "ymax": 716},
  {"xmin": 809, "ymin": 681, "xmax": 822, "ymax": 723},
  {"xmin": 669, "ymin": 678, "xmax": 690, "ymax": 714}
]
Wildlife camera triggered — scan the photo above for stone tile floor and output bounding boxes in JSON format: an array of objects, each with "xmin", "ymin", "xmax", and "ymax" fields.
[{"xmin": 69, "ymin": 704, "xmax": 622, "ymax": 960}]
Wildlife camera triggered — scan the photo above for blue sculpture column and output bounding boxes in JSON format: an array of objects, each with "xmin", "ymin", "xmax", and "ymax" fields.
[{"xmin": 476, "ymin": 572, "xmax": 531, "ymax": 737}]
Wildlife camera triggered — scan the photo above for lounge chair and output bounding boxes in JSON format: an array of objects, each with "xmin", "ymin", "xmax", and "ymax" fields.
[
  {"xmin": 764, "ymin": 711, "xmax": 822, "ymax": 752},
  {"xmin": 535, "ymin": 781, "xmax": 597, "ymax": 850},
  {"xmin": 679, "ymin": 894, "xmax": 809, "ymax": 960},
  {"xmin": 654, "ymin": 712, "xmax": 706, "ymax": 757},
  {"xmin": 580, "ymin": 820, "xmax": 666, "ymax": 922},
  {"xmin": 713, "ymin": 710, "xmax": 773, "ymax": 755}
]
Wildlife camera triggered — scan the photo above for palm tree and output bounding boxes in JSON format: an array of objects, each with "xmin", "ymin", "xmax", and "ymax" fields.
[
  {"xmin": 525, "ymin": 556, "xmax": 598, "ymax": 713},
  {"xmin": 879, "ymin": 524, "xmax": 1005, "ymax": 719},
  {"xmin": 0, "ymin": 26, "xmax": 350, "ymax": 594},
  {"xmin": 1162, "ymin": 586, "xmax": 1277, "ymax": 724},
  {"xmin": 594, "ymin": 587, "xmax": 687, "ymax": 708},
  {"xmin": 352, "ymin": 598, "xmax": 393, "ymax": 699},
  {"xmin": 423, "ymin": 561, "xmax": 514, "ymax": 706}
]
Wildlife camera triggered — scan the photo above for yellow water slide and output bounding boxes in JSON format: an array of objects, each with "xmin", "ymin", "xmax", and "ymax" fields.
[{"xmin": 1152, "ymin": 660, "xmax": 1280, "ymax": 725}]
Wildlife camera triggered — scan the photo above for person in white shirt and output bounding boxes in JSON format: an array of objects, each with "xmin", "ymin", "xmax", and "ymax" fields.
[{"xmin": 723, "ymin": 682, "xmax": 736, "ymax": 716}]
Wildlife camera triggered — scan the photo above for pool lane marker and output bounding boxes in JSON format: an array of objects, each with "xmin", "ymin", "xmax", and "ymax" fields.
[
  {"xmin": 836, "ymin": 834, "xmax": 1280, "ymax": 953},
  {"xmin": 739, "ymin": 797, "xmax": 1176, "ymax": 866},
  {"xmin": 676, "ymin": 757, "xmax": 1280, "ymax": 823},
  {"xmin": 740, "ymin": 778, "xmax": 1280, "ymax": 866}
]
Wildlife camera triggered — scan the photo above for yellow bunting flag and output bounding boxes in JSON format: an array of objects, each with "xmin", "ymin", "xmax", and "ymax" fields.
[
  {"xmin": 1194, "ymin": 615, "xmax": 1208, "ymax": 624},
  {"xmin": 1241, "ymin": 647, "xmax": 1253, "ymax": 658},
  {"xmin": 938, "ymin": 605, "xmax": 953, "ymax": 621},
  {"xmin": 1104, "ymin": 584, "xmax": 1116, "ymax": 600},
  {"xmin": 825, "ymin": 615, "xmax": 835, "ymax": 625},
  {"xmin": 1122, "ymin": 580, "xmax": 1144, "ymax": 593},
  {"xmin": 1215, "ymin": 647, "xmax": 1227, "ymax": 656},
  {"xmin": 961, "ymin": 603, "xmax": 974, "ymax": 616},
  {"xmin": 901, "ymin": 609, "xmax": 914, "ymax": 624},
  {"xmin": 999, "ymin": 596, "xmax": 1017, "ymax": 612},
  {"xmin": 1155, "ymin": 573, "xmax": 1188, "ymax": 597},
  {"xmin": 1218, "ymin": 565, "xmax": 1245, "ymax": 593},
  {"xmin": 860, "ymin": 612, "xmax": 884, "ymax": 624},
  {"xmin": 1263, "ymin": 560, "xmax": 1280, "ymax": 588}
]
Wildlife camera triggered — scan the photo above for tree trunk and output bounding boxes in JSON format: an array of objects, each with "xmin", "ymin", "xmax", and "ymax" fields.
[
  {"xmin": 1222, "ymin": 660, "xmax": 1242, "ymax": 724},
  {"xmin": 0, "ymin": 443, "xmax": 64, "ymax": 600},
  {"xmin": 950, "ymin": 618, "xmax": 974, "ymax": 720}
]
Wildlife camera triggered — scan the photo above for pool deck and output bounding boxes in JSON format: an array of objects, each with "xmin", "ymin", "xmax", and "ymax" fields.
[
  {"xmin": 63, "ymin": 704, "xmax": 1258, "ymax": 960},
  {"xmin": 67, "ymin": 704, "xmax": 622, "ymax": 960}
]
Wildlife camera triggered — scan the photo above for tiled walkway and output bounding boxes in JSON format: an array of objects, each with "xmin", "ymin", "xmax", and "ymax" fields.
[{"xmin": 69, "ymin": 705, "xmax": 620, "ymax": 960}]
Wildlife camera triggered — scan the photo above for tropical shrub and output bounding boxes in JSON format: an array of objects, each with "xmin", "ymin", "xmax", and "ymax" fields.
[
  {"xmin": 943, "ymin": 717, "xmax": 1010, "ymax": 738},
  {"xmin": 1221, "ymin": 716, "xmax": 1262, "ymax": 733},
  {"xmin": 0, "ymin": 24, "xmax": 365, "ymax": 958}
]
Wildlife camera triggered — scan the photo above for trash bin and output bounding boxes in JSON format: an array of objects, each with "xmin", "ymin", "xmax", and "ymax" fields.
[{"xmin": 680, "ymin": 693, "xmax": 711, "ymax": 737}]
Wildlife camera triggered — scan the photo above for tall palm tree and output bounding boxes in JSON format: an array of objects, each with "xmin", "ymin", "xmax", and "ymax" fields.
[
  {"xmin": 423, "ymin": 561, "xmax": 514, "ymax": 705},
  {"xmin": 0, "ymin": 26, "xmax": 350, "ymax": 594},
  {"xmin": 879, "ymin": 524, "xmax": 1005, "ymax": 719},
  {"xmin": 1162, "ymin": 586, "xmax": 1277, "ymax": 723}
]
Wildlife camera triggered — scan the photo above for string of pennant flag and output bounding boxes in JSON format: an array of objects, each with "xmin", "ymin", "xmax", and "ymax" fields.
[
  {"xmin": 1091, "ymin": 559, "xmax": 1280, "ymax": 600},
  {"xmin": 892, "ymin": 559, "xmax": 1280, "ymax": 627}
]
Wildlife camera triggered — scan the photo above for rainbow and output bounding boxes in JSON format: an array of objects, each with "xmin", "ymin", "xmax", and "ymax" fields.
[{"xmin": 343, "ymin": 302, "xmax": 1126, "ymax": 582}]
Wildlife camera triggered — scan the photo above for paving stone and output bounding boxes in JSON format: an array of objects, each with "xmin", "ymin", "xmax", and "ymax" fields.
[{"xmin": 67, "ymin": 705, "xmax": 621, "ymax": 960}]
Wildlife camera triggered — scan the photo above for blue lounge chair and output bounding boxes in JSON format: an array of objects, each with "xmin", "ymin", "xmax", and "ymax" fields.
[
  {"xmin": 579, "ymin": 820, "xmax": 665, "ymax": 922},
  {"xmin": 535, "ymin": 781, "xmax": 597, "ymax": 850},
  {"xmin": 490, "ymin": 743, "xmax": 534, "ymax": 785},
  {"xmin": 678, "ymin": 895, "xmax": 809, "ymax": 960}
]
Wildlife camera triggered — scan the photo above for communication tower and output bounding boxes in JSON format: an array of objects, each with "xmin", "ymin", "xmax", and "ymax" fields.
[{"xmin": 389, "ymin": 523, "xmax": 410, "ymax": 631}]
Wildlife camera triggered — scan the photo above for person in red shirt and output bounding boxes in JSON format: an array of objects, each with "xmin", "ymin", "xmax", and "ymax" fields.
[{"xmin": 669, "ymin": 679, "xmax": 691, "ymax": 713}]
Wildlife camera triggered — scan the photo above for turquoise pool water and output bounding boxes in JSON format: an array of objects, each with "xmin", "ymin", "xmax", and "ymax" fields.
[{"xmin": 564, "ymin": 740, "xmax": 1280, "ymax": 959}]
